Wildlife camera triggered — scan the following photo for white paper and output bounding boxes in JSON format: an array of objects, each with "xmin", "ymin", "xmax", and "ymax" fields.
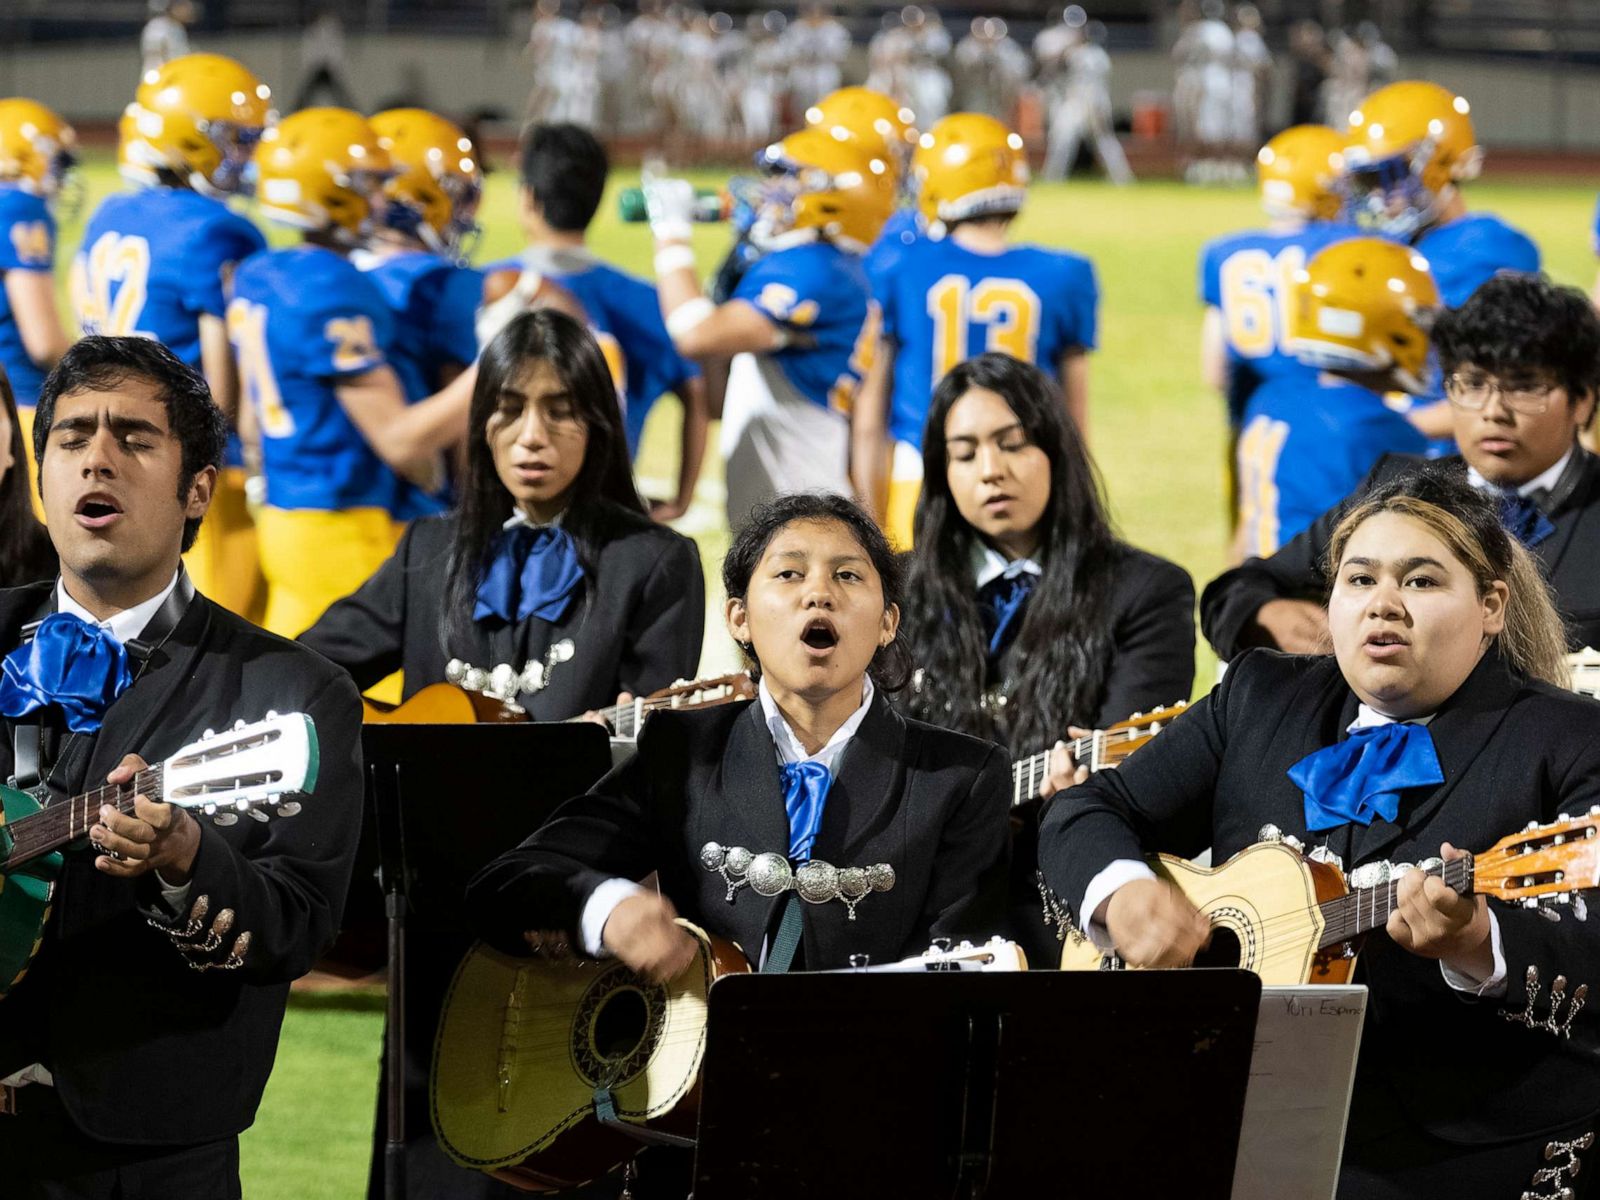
[{"xmin": 1230, "ymin": 985, "xmax": 1368, "ymax": 1200}]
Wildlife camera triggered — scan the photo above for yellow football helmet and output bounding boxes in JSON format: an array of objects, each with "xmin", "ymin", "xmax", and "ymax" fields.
[
  {"xmin": 252, "ymin": 108, "xmax": 391, "ymax": 243},
  {"xmin": 126, "ymin": 53, "xmax": 273, "ymax": 196},
  {"xmin": 1288, "ymin": 237, "xmax": 1440, "ymax": 395},
  {"xmin": 1256, "ymin": 125, "xmax": 1345, "ymax": 222},
  {"xmin": 1342, "ymin": 81, "xmax": 1481, "ymax": 237},
  {"xmin": 912, "ymin": 113, "xmax": 1029, "ymax": 228},
  {"xmin": 805, "ymin": 87, "xmax": 918, "ymax": 180},
  {"xmin": 369, "ymin": 108, "xmax": 483, "ymax": 260},
  {"xmin": 750, "ymin": 127, "xmax": 895, "ymax": 252},
  {"xmin": 0, "ymin": 98, "xmax": 78, "ymax": 200}
]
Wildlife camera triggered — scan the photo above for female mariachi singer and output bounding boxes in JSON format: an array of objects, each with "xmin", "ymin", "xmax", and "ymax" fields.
[
  {"xmin": 896, "ymin": 352, "xmax": 1195, "ymax": 959},
  {"xmin": 0, "ymin": 367, "xmax": 54, "ymax": 589},
  {"xmin": 1039, "ymin": 467, "xmax": 1600, "ymax": 1199},
  {"xmin": 299, "ymin": 308, "xmax": 705, "ymax": 716}
]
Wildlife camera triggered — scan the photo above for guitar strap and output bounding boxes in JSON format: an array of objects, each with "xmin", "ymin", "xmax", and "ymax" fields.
[{"xmin": 762, "ymin": 895, "xmax": 804, "ymax": 975}]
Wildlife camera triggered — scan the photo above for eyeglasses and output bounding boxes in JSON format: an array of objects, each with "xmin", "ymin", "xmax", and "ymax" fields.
[{"xmin": 1444, "ymin": 374, "xmax": 1560, "ymax": 415}]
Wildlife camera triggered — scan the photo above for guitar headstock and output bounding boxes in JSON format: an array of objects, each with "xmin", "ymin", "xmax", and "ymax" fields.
[
  {"xmin": 1097, "ymin": 701, "xmax": 1190, "ymax": 766},
  {"xmin": 1567, "ymin": 647, "xmax": 1600, "ymax": 700},
  {"xmin": 915, "ymin": 936, "xmax": 1029, "ymax": 972},
  {"xmin": 649, "ymin": 673, "xmax": 757, "ymax": 712},
  {"xmin": 164, "ymin": 712, "xmax": 319, "ymax": 827},
  {"xmin": 1476, "ymin": 810, "xmax": 1600, "ymax": 910}
]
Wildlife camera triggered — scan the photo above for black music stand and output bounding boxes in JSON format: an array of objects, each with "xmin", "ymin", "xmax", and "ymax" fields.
[
  {"xmin": 364, "ymin": 722, "xmax": 614, "ymax": 1200},
  {"xmin": 692, "ymin": 968, "xmax": 1262, "ymax": 1199}
]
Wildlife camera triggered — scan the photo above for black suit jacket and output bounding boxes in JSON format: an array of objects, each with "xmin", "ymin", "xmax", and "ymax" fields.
[
  {"xmin": 298, "ymin": 510, "xmax": 705, "ymax": 719},
  {"xmin": 466, "ymin": 692, "xmax": 1012, "ymax": 971},
  {"xmin": 1039, "ymin": 647, "xmax": 1600, "ymax": 1149},
  {"xmin": 0, "ymin": 582, "xmax": 364, "ymax": 1145},
  {"xmin": 1202, "ymin": 449, "xmax": 1600, "ymax": 659}
]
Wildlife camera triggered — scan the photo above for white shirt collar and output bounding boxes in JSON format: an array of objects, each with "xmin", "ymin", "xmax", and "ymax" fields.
[
  {"xmin": 1349, "ymin": 703, "xmax": 1435, "ymax": 730},
  {"xmin": 55, "ymin": 571, "xmax": 181, "ymax": 647},
  {"xmin": 758, "ymin": 675, "xmax": 875, "ymax": 774},
  {"xmin": 503, "ymin": 509, "xmax": 565, "ymax": 531},
  {"xmin": 972, "ymin": 542, "xmax": 1043, "ymax": 590},
  {"xmin": 1467, "ymin": 446, "xmax": 1573, "ymax": 498}
]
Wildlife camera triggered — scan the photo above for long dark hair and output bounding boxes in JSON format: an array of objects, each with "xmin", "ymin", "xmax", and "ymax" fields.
[
  {"xmin": 900, "ymin": 352, "xmax": 1121, "ymax": 751},
  {"xmin": 443, "ymin": 309, "xmax": 645, "ymax": 647},
  {"xmin": 0, "ymin": 366, "xmax": 56, "ymax": 588},
  {"xmin": 722, "ymin": 491, "xmax": 913, "ymax": 690}
]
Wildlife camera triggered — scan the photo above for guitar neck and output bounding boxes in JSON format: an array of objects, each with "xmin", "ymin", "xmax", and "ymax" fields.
[
  {"xmin": 593, "ymin": 695, "xmax": 669, "ymax": 740},
  {"xmin": 1011, "ymin": 733, "xmax": 1099, "ymax": 807},
  {"xmin": 1315, "ymin": 854, "xmax": 1473, "ymax": 949},
  {"xmin": 1, "ymin": 766, "xmax": 165, "ymax": 873}
]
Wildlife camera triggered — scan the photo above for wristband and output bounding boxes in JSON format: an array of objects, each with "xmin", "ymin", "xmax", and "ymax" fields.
[
  {"xmin": 653, "ymin": 244, "xmax": 697, "ymax": 276},
  {"xmin": 665, "ymin": 297, "xmax": 716, "ymax": 339}
]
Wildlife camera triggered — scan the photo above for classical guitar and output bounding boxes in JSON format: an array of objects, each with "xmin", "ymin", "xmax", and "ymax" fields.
[
  {"xmin": 1010, "ymin": 702, "xmax": 1188, "ymax": 807},
  {"xmin": 1058, "ymin": 812, "xmax": 1600, "ymax": 981},
  {"xmin": 1567, "ymin": 647, "xmax": 1600, "ymax": 700},
  {"xmin": 0, "ymin": 712, "xmax": 318, "ymax": 998},
  {"xmin": 364, "ymin": 669, "xmax": 756, "ymax": 734},
  {"xmin": 431, "ymin": 925, "xmax": 1024, "ymax": 1191}
]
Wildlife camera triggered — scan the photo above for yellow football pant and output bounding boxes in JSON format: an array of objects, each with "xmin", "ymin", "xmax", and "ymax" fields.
[
  {"xmin": 16, "ymin": 406, "xmax": 42, "ymax": 522},
  {"xmin": 257, "ymin": 506, "xmax": 405, "ymax": 702},
  {"xmin": 884, "ymin": 439, "xmax": 924, "ymax": 552},
  {"xmin": 184, "ymin": 467, "xmax": 266, "ymax": 624}
]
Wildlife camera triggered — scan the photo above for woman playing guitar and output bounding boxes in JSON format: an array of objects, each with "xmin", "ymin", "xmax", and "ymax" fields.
[
  {"xmin": 895, "ymin": 352, "xmax": 1195, "ymax": 960},
  {"xmin": 1039, "ymin": 466, "xmax": 1600, "ymax": 1199},
  {"xmin": 299, "ymin": 308, "xmax": 705, "ymax": 720},
  {"xmin": 466, "ymin": 492, "xmax": 1012, "ymax": 1195}
]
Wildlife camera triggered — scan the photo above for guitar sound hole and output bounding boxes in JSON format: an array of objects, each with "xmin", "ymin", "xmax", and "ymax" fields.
[
  {"xmin": 1194, "ymin": 926, "xmax": 1242, "ymax": 970},
  {"xmin": 592, "ymin": 988, "xmax": 649, "ymax": 1060}
]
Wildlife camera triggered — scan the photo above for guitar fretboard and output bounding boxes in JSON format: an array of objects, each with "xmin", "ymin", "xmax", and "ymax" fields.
[
  {"xmin": 1, "ymin": 765, "xmax": 166, "ymax": 873},
  {"xmin": 1315, "ymin": 855, "xmax": 1473, "ymax": 949},
  {"xmin": 1010, "ymin": 732, "xmax": 1104, "ymax": 807}
]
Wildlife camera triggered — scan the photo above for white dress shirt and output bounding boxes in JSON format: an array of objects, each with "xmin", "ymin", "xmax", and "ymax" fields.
[
  {"xmin": 974, "ymin": 543, "xmax": 1043, "ymax": 590},
  {"xmin": 1467, "ymin": 446, "xmax": 1572, "ymax": 500},
  {"xmin": 577, "ymin": 676, "xmax": 875, "ymax": 957},
  {"xmin": 1080, "ymin": 702, "xmax": 1506, "ymax": 997}
]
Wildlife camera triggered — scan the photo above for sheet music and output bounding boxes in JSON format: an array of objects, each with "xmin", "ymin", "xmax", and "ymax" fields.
[{"xmin": 1230, "ymin": 985, "xmax": 1367, "ymax": 1200}]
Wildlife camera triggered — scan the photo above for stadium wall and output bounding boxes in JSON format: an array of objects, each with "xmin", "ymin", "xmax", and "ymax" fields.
[{"xmin": 4, "ymin": 32, "xmax": 1598, "ymax": 153}]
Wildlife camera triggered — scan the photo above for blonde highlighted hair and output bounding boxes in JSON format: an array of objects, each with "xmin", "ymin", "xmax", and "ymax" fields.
[{"xmin": 1326, "ymin": 471, "xmax": 1568, "ymax": 688}]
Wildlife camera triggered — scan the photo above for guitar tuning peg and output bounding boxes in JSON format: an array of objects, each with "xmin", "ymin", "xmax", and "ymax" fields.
[
  {"xmin": 203, "ymin": 802, "xmax": 217, "ymax": 816},
  {"xmin": 213, "ymin": 812, "xmax": 238, "ymax": 827},
  {"xmin": 234, "ymin": 719, "xmax": 247, "ymax": 731},
  {"xmin": 234, "ymin": 798, "xmax": 252, "ymax": 812},
  {"xmin": 202, "ymin": 728, "xmax": 215, "ymax": 740},
  {"xmin": 1558, "ymin": 812, "xmax": 1572, "ymax": 823},
  {"xmin": 246, "ymin": 807, "xmax": 270, "ymax": 823},
  {"xmin": 275, "ymin": 801, "xmax": 302, "ymax": 818},
  {"xmin": 265, "ymin": 710, "xmax": 278, "ymax": 720}
]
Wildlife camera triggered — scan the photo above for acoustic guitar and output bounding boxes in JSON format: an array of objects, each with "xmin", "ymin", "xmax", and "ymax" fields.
[
  {"xmin": 1567, "ymin": 647, "xmax": 1600, "ymax": 700},
  {"xmin": 363, "ymin": 670, "xmax": 756, "ymax": 734},
  {"xmin": 431, "ymin": 925, "xmax": 1025, "ymax": 1191},
  {"xmin": 1010, "ymin": 702, "xmax": 1188, "ymax": 807},
  {"xmin": 0, "ymin": 712, "xmax": 319, "ymax": 999},
  {"xmin": 1058, "ymin": 812, "xmax": 1600, "ymax": 981}
]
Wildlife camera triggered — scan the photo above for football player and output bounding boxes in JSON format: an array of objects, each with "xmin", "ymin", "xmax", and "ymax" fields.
[
  {"xmin": 854, "ymin": 113, "xmax": 1097, "ymax": 548},
  {"xmin": 357, "ymin": 108, "xmax": 485, "ymax": 411},
  {"xmin": 1235, "ymin": 237, "xmax": 1432, "ymax": 558},
  {"xmin": 0, "ymin": 98, "xmax": 75, "ymax": 494},
  {"xmin": 72, "ymin": 53, "xmax": 271, "ymax": 618},
  {"xmin": 1198, "ymin": 125, "xmax": 1361, "ymax": 438},
  {"xmin": 646, "ymin": 127, "xmax": 893, "ymax": 528},
  {"xmin": 1342, "ymin": 81, "xmax": 1540, "ymax": 440},
  {"xmin": 228, "ymin": 107, "xmax": 472, "ymax": 653},
  {"xmin": 478, "ymin": 122, "xmax": 706, "ymax": 521}
]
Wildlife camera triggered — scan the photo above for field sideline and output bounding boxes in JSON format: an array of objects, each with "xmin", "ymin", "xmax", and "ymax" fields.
[{"xmin": 47, "ymin": 155, "xmax": 1600, "ymax": 1197}]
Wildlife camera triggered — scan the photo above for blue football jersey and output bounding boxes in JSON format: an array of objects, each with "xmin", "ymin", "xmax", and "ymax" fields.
[
  {"xmin": 1198, "ymin": 220, "xmax": 1362, "ymax": 427},
  {"xmin": 877, "ymin": 236, "xmax": 1097, "ymax": 449},
  {"xmin": 0, "ymin": 185, "xmax": 57, "ymax": 408},
  {"xmin": 1236, "ymin": 375, "xmax": 1428, "ymax": 555},
  {"xmin": 358, "ymin": 249, "xmax": 482, "ymax": 403},
  {"xmin": 1413, "ymin": 212, "xmax": 1539, "ymax": 309},
  {"xmin": 732, "ymin": 240, "xmax": 875, "ymax": 413},
  {"xmin": 72, "ymin": 187, "xmax": 265, "ymax": 367},
  {"xmin": 862, "ymin": 208, "xmax": 926, "ymax": 291},
  {"xmin": 229, "ymin": 245, "xmax": 442, "ymax": 520},
  {"xmin": 546, "ymin": 257, "xmax": 700, "ymax": 455}
]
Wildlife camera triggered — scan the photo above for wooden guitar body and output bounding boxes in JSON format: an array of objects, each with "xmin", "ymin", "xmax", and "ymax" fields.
[
  {"xmin": 431, "ymin": 924, "xmax": 750, "ymax": 1192},
  {"xmin": 0, "ymin": 784, "xmax": 66, "ymax": 998},
  {"xmin": 1058, "ymin": 842, "xmax": 1354, "ymax": 984},
  {"xmin": 362, "ymin": 683, "xmax": 528, "ymax": 725}
]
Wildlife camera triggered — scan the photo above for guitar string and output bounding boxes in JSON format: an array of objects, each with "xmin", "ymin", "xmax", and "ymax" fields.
[{"xmin": 4, "ymin": 765, "xmax": 168, "ymax": 866}]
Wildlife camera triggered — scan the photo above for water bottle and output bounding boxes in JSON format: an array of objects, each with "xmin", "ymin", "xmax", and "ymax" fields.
[{"xmin": 618, "ymin": 186, "xmax": 731, "ymax": 224}]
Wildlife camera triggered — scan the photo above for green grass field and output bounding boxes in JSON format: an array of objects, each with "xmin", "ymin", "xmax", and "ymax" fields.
[{"xmin": 49, "ymin": 155, "xmax": 1600, "ymax": 1196}]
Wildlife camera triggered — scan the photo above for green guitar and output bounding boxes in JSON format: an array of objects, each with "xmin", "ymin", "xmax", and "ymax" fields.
[{"xmin": 0, "ymin": 711, "xmax": 320, "ymax": 998}]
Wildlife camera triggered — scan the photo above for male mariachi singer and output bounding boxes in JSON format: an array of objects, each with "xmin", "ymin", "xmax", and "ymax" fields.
[{"xmin": 0, "ymin": 336, "xmax": 364, "ymax": 1198}]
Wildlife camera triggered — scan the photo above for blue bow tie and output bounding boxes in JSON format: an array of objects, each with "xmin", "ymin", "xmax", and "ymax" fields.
[
  {"xmin": 1287, "ymin": 721, "xmax": 1444, "ymax": 832},
  {"xmin": 0, "ymin": 612, "xmax": 134, "ymax": 734},
  {"xmin": 473, "ymin": 523, "xmax": 585, "ymax": 625},
  {"xmin": 1495, "ymin": 488, "xmax": 1555, "ymax": 549},
  {"xmin": 780, "ymin": 760, "xmax": 832, "ymax": 863},
  {"xmin": 977, "ymin": 570, "xmax": 1037, "ymax": 659}
]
